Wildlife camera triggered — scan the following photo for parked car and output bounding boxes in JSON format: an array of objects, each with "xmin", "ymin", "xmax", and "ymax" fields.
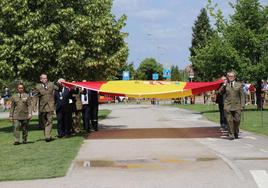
[{"xmin": 99, "ymin": 95, "xmax": 114, "ymax": 104}]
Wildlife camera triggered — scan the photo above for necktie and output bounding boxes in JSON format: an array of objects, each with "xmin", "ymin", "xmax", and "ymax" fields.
[
  {"xmin": 231, "ymin": 82, "xmax": 233, "ymax": 88},
  {"xmin": 44, "ymin": 84, "xmax": 48, "ymax": 90},
  {"xmin": 84, "ymin": 93, "xmax": 87, "ymax": 101},
  {"xmin": 19, "ymin": 93, "xmax": 21, "ymax": 98}
]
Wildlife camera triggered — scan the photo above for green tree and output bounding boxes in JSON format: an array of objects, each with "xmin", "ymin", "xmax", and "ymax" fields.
[
  {"xmin": 189, "ymin": 8, "xmax": 213, "ymax": 57},
  {"xmin": 226, "ymin": 0, "xmax": 268, "ymax": 109},
  {"xmin": 0, "ymin": 0, "xmax": 128, "ymax": 82},
  {"xmin": 171, "ymin": 65, "xmax": 181, "ymax": 81},
  {"xmin": 191, "ymin": 35, "xmax": 243, "ymax": 81},
  {"xmin": 114, "ymin": 62, "xmax": 136, "ymax": 80},
  {"xmin": 189, "ymin": 8, "xmax": 213, "ymax": 81},
  {"xmin": 136, "ymin": 58, "xmax": 163, "ymax": 80},
  {"xmin": 193, "ymin": 0, "xmax": 268, "ymax": 109}
]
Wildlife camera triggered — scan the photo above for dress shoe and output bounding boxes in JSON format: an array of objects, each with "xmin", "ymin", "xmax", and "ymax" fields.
[
  {"xmin": 229, "ymin": 134, "xmax": 235, "ymax": 140},
  {"xmin": 234, "ymin": 133, "xmax": 239, "ymax": 139},
  {"xmin": 45, "ymin": 137, "xmax": 53, "ymax": 142},
  {"xmin": 13, "ymin": 142, "xmax": 20, "ymax": 145},
  {"xmin": 22, "ymin": 141, "xmax": 27, "ymax": 144}
]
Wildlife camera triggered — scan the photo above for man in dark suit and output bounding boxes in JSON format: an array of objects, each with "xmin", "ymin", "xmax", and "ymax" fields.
[
  {"xmin": 81, "ymin": 87, "xmax": 91, "ymax": 133},
  {"xmin": 219, "ymin": 71, "xmax": 245, "ymax": 139},
  {"xmin": 89, "ymin": 90, "xmax": 99, "ymax": 131},
  {"xmin": 54, "ymin": 78, "xmax": 75, "ymax": 137},
  {"xmin": 216, "ymin": 76, "xmax": 228, "ymax": 132}
]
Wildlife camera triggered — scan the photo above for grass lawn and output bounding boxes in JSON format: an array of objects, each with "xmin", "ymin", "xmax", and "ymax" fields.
[
  {"xmin": 172, "ymin": 104, "xmax": 268, "ymax": 136},
  {"xmin": 0, "ymin": 109, "xmax": 111, "ymax": 181}
]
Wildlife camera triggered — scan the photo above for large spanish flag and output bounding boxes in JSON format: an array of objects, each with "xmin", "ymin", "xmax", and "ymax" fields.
[{"xmin": 62, "ymin": 80, "xmax": 223, "ymax": 99}]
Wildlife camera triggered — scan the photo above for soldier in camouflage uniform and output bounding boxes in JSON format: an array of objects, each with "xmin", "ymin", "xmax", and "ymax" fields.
[
  {"xmin": 72, "ymin": 87, "xmax": 83, "ymax": 133},
  {"xmin": 9, "ymin": 83, "xmax": 32, "ymax": 145},
  {"xmin": 219, "ymin": 71, "xmax": 245, "ymax": 140},
  {"xmin": 34, "ymin": 74, "xmax": 58, "ymax": 142}
]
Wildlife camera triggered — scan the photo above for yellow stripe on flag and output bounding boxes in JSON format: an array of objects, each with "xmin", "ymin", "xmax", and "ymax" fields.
[{"xmin": 100, "ymin": 81, "xmax": 192, "ymax": 99}]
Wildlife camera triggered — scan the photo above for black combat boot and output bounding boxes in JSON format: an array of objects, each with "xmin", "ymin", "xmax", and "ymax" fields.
[{"xmin": 234, "ymin": 133, "xmax": 239, "ymax": 139}]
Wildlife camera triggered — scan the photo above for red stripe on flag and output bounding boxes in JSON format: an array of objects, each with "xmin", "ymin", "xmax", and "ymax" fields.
[
  {"xmin": 62, "ymin": 81, "xmax": 107, "ymax": 91},
  {"xmin": 184, "ymin": 80, "xmax": 224, "ymax": 95}
]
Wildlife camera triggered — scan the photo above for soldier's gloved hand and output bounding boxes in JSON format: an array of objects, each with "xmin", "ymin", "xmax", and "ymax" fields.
[
  {"xmin": 241, "ymin": 106, "xmax": 245, "ymax": 111},
  {"xmin": 28, "ymin": 114, "xmax": 32, "ymax": 120}
]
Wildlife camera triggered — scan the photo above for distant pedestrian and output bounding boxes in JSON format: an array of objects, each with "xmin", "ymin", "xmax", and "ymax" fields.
[
  {"xmin": 261, "ymin": 80, "xmax": 268, "ymax": 106},
  {"xmin": 219, "ymin": 71, "xmax": 245, "ymax": 140},
  {"xmin": 9, "ymin": 83, "xmax": 32, "ymax": 145},
  {"xmin": 243, "ymin": 81, "xmax": 251, "ymax": 105},
  {"xmin": 2, "ymin": 87, "xmax": 11, "ymax": 111},
  {"xmin": 263, "ymin": 80, "xmax": 268, "ymax": 104},
  {"xmin": 0, "ymin": 96, "xmax": 4, "ymax": 111}
]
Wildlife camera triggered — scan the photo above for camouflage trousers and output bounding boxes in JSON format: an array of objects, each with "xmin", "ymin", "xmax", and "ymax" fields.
[
  {"xmin": 13, "ymin": 120, "xmax": 28, "ymax": 142},
  {"xmin": 224, "ymin": 110, "xmax": 241, "ymax": 135},
  {"xmin": 73, "ymin": 110, "xmax": 82, "ymax": 133},
  {"xmin": 39, "ymin": 112, "xmax": 54, "ymax": 139}
]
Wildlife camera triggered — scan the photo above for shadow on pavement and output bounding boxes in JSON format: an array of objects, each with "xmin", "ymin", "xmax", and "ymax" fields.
[{"xmin": 87, "ymin": 126, "xmax": 222, "ymax": 139}]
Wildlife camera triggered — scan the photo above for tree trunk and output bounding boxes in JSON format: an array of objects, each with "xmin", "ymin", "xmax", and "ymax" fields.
[{"xmin": 255, "ymin": 80, "xmax": 263, "ymax": 110}]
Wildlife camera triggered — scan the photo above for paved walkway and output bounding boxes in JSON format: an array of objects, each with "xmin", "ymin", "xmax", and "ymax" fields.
[
  {"xmin": 1, "ymin": 104, "xmax": 268, "ymax": 188},
  {"xmin": 0, "ymin": 111, "xmax": 38, "ymax": 119},
  {"xmin": 0, "ymin": 111, "xmax": 9, "ymax": 119}
]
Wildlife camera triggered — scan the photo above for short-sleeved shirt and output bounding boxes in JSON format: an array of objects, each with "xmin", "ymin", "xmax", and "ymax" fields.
[{"xmin": 9, "ymin": 93, "xmax": 32, "ymax": 120}]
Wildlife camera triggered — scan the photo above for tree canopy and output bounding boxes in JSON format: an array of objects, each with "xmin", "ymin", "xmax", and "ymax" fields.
[
  {"xmin": 0, "ymin": 0, "xmax": 128, "ymax": 82},
  {"xmin": 171, "ymin": 65, "xmax": 181, "ymax": 81},
  {"xmin": 190, "ymin": 0, "xmax": 268, "ymax": 109},
  {"xmin": 189, "ymin": 8, "xmax": 213, "ymax": 57},
  {"xmin": 190, "ymin": 0, "xmax": 268, "ymax": 82},
  {"xmin": 136, "ymin": 58, "xmax": 163, "ymax": 80},
  {"xmin": 189, "ymin": 8, "xmax": 214, "ymax": 81},
  {"xmin": 226, "ymin": 0, "xmax": 268, "ymax": 81}
]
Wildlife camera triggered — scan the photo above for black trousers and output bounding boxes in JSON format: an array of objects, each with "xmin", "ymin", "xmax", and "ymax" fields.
[
  {"xmin": 56, "ymin": 108, "xmax": 72, "ymax": 136},
  {"xmin": 219, "ymin": 104, "xmax": 227, "ymax": 128},
  {"xmin": 82, "ymin": 105, "xmax": 91, "ymax": 131},
  {"xmin": 90, "ymin": 104, "xmax": 98, "ymax": 128}
]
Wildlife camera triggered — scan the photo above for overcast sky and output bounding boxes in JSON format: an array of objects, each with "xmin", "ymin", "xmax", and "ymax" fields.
[{"xmin": 112, "ymin": 0, "xmax": 267, "ymax": 69}]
